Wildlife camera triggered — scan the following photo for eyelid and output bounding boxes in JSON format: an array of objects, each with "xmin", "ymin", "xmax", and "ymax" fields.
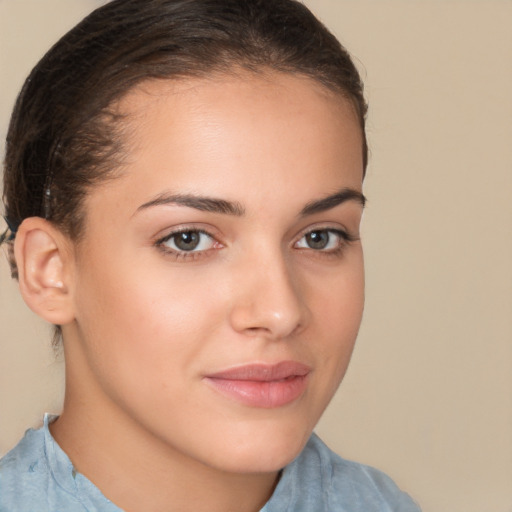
[
  {"xmin": 161, "ymin": 229, "xmax": 214, "ymax": 249},
  {"xmin": 294, "ymin": 224, "xmax": 359, "ymax": 244},
  {"xmin": 154, "ymin": 223, "xmax": 221, "ymax": 243},
  {"xmin": 154, "ymin": 224, "xmax": 224, "ymax": 259},
  {"xmin": 293, "ymin": 225, "xmax": 360, "ymax": 254}
]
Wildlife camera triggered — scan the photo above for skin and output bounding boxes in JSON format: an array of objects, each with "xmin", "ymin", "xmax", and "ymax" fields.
[{"xmin": 46, "ymin": 72, "xmax": 365, "ymax": 512}]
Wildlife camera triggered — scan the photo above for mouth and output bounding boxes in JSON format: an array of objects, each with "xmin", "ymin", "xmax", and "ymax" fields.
[{"xmin": 203, "ymin": 361, "xmax": 311, "ymax": 408}]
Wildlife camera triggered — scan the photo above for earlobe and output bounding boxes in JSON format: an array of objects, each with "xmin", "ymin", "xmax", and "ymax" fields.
[{"xmin": 14, "ymin": 217, "xmax": 75, "ymax": 325}]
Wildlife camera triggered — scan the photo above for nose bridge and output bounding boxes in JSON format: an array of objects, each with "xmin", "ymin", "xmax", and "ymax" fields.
[{"xmin": 229, "ymin": 244, "xmax": 308, "ymax": 339}]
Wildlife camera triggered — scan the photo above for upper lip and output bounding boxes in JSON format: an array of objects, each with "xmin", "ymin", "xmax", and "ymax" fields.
[{"xmin": 205, "ymin": 361, "xmax": 311, "ymax": 382}]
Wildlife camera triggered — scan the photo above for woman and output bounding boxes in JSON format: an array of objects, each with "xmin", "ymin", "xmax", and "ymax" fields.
[{"xmin": 0, "ymin": 0, "xmax": 420, "ymax": 510}]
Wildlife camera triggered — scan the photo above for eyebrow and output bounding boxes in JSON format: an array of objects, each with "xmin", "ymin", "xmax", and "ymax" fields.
[
  {"xmin": 137, "ymin": 193, "xmax": 245, "ymax": 216},
  {"xmin": 300, "ymin": 188, "xmax": 366, "ymax": 216},
  {"xmin": 136, "ymin": 187, "xmax": 365, "ymax": 217}
]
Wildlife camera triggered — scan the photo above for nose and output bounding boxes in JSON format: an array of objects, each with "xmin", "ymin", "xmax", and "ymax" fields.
[{"xmin": 228, "ymin": 250, "xmax": 309, "ymax": 340}]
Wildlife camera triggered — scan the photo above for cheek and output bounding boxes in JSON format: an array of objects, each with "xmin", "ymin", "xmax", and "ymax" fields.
[
  {"xmin": 312, "ymin": 253, "xmax": 364, "ymax": 343},
  {"xmin": 71, "ymin": 257, "xmax": 231, "ymax": 433},
  {"xmin": 307, "ymin": 252, "xmax": 364, "ymax": 385},
  {"xmin": 73, "ymin": 249, "xmax": 232, "ymax": 385}
]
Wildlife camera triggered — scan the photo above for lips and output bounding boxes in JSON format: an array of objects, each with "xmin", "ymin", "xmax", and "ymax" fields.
[{"xmin": 204, "ymin": 361, "xmax": 311, "ymax": 408}]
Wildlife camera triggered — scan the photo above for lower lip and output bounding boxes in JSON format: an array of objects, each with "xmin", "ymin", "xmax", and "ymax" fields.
[{"xmin": 204, "ymin": 375, "xmax": 308, "ymax": 408}]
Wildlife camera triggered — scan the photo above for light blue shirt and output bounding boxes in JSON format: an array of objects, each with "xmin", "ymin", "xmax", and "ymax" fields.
[{"xmin": 1, "ymin": 414, "xmax": 420, "ymax": 511}]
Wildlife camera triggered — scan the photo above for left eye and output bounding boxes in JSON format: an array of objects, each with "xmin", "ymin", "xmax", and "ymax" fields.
[
  {"xmin": 160, "ymin": 230, "xmax": 215, "ymax": 252},
  {"xmin": 295, "ymin": 229, "xmax": 345, "ymax": 250}
]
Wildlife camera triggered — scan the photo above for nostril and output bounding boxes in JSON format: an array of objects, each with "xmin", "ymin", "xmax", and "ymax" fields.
[{"xmin": 245, "ymin": 325, "xmax": 274, "ymax": 336}]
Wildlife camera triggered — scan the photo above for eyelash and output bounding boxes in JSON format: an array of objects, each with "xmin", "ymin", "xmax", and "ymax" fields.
[
  {"xmin": 154, "ymin": 227, "xmax": 358, "ymax": 261},
  {"xmin": 294, "ymin": 228, "xmax": 359, "ymax": 257},
  {"xmin": 155, "ymin": 228, "xmax": 219, "ymax": 261}
]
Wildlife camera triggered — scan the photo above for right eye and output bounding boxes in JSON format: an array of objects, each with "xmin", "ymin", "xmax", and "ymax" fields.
[{"xmin": 157, "ymin": 229, "xmax": 217, "ymax": 254}]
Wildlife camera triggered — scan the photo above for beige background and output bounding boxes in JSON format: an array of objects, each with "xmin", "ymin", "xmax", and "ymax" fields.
[{"xmin": 1, "ymin": 1, "xmax": 511, "ymax": 511}]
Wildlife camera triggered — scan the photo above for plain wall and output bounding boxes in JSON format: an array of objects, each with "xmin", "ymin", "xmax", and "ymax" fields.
[{"xmin": 1, "ymin": 2, "xmax": 511, "ymax": 512}]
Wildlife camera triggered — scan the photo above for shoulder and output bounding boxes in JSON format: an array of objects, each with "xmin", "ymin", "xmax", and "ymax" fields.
[
  {"xmin": 1, "ymin": 417, "xmax": 123, "ymax": 512},
  {"xmin": 307, "ymin": 434, "xmax": 420, "ymax": 510},
  {"xmin": 265, "ymin": 433, "xmax": 421, "ymax": 512},
  {"xmin": 0, "ymin": 422, "xmax": 84, "ymax": 512},
  {"xmin": 0, "ymin": 426, "xmax": 52, "ymax": 510},
  {"xmin": 1, "ymin": 425, "xmax": 48, "ymax": 479}
]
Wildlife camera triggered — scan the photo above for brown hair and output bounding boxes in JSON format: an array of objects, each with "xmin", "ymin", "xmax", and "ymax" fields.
[{"xmin": 2, "ymin": 0, "xmax": 367, "ymax": 274}]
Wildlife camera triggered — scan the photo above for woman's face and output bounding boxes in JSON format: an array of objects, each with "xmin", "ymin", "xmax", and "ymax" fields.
[{"xmin": 65, "ymin": 72, "xmax": 365, "ymax": 474}]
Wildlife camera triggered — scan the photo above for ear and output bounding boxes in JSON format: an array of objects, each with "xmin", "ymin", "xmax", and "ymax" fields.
[{"xmin": 14, "ymin": 217, "xmax": 75, "ymax": 326}]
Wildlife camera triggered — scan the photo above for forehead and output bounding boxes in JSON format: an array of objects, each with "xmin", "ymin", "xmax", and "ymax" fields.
[
  {"xmin": 119, "ymin": 70, "xmax": 360, "ymax": 134},
  {"xmin": 117, "ymin": 71, "xmax": 362, "ymax": 171},
  {"xmin": 84, "ymin": 72, "xmax": 364, "ymax": 221}
]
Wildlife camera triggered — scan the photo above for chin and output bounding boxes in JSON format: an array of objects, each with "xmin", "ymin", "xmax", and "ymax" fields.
[{"xmin": 202, "ymin": 418, "xmax": 314, "ymax": 474}]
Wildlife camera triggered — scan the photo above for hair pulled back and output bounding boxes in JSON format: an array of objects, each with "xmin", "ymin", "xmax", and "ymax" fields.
[{"xmin": 2, "ymin": 0, "xmax": 367, "ymax": 279}]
